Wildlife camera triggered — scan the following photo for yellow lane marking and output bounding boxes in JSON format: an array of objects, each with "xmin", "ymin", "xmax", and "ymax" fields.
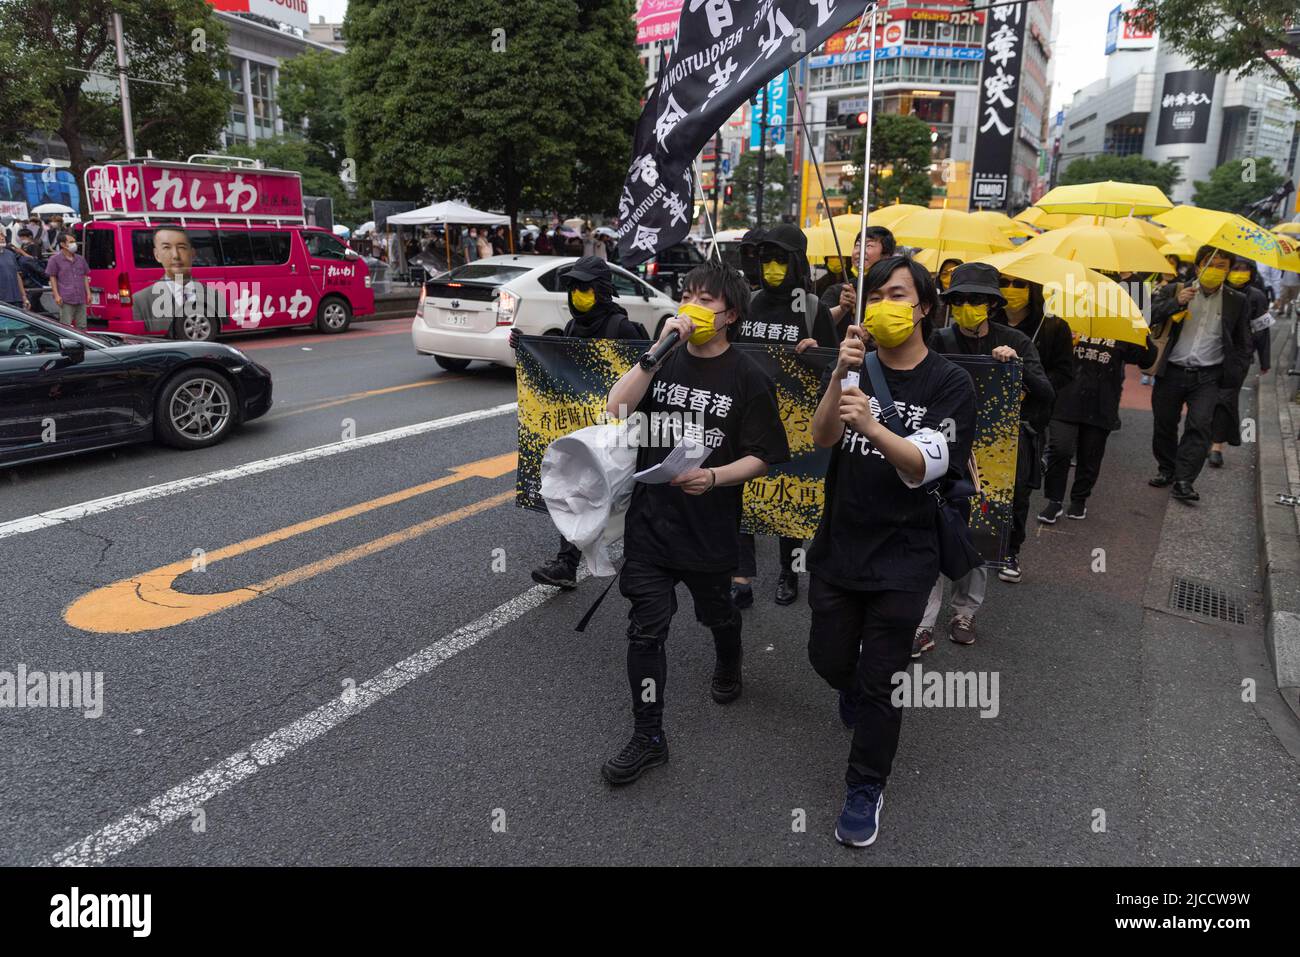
[
  {"xmin": 64, "ymin": 452, "xmax": 517, "ymax": 634},
  {"xmin": 265, "ymin": 376, "xmax": 465, "ymax": 420}
]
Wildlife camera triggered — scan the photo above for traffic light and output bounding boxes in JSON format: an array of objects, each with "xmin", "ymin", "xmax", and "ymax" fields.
[
  {"xmin": 845, "ymin": 111, "xmax": 870, "ymax": 129},
  {"xmin": 724, "ymin": 183, "xmax": 734, "ymax": 204}
]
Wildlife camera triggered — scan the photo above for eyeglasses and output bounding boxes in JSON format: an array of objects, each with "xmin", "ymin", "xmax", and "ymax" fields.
[{"xmin": 1001, "ymin": 278, "xmax": 1028, "ymax": 289}]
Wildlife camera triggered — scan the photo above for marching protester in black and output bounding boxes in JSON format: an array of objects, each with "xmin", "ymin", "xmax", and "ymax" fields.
[
  {"xmin": 1208, "ymin": 257, "xmax": 1270, "ymax": 468},
  {"xmin": 1039, "ymin": 329, "xmax": 1157, "ymax": 523},
  {"xmin": 918, "ymin": 263, "xmax": 1052, "ymax": 652},
  {"xmin": 732, "ymin": 223, "xmax": 838, "ymax": 608},
  {"xmin": 807, "ymin": 255, "xmax": 975, "ymax": 847},
  {"xmin": 516, "ymin": 257, "xmax": 648, "ymax": 589},
  {"xmin": 737, "ymin": 227, "xmax": 764, "ymax": 291},
  {"xmin": 993, "ymin": 275, "xmax": 1073, "ymax": 582},
  {"xmin": 1147, "ymin": 245, "xmax": 1253, "ymax": 502},
  {"xmin": 601, "ymin": 261, "xmax": 789, "ymax": 786},
  {"xmin": 820, "ymin": 226, "xmax": 896, "ymax": 335}
]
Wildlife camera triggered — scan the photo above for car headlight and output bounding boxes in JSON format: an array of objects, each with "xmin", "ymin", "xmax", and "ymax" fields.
[{"xmin": 496, "ymin": 289, "xmax": 518, "ymax": 326}]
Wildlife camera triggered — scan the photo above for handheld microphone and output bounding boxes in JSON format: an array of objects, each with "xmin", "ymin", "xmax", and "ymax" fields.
[{"xmin": 639, "ymin": 329, "xmax": 681, "ymax": 370}]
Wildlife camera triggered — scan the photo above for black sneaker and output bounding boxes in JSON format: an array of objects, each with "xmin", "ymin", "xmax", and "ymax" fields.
[
  {"xmin": 600, "ymin": 732, "xmax": 669, "ymax": 786},
  {"xmin": 1171, "ymin": 481, "xmax": 1199, "ymax": 503},
  {"xmin": 1208, "ymin": 450, "xmax": 1224, "ymax": 468},
  {"xmin": 1066, "ymin": 500, "xmax": 1087, "ymax": 520},
  {"xmin": 998, "ymin": 554, "xmax": 1021, "ymax": 583},
  {"xmin": 1148, "ymin": 473, "xmax": 1175, "ymax": 488},
  {"xmin": 531, "ymin": 559, "xmax": 577, "ymax": 589},
  {"xmin": 1037, "ymin": 500, "xmax": 1063, "ymax": 524},
  {"xmin": 711, "ymin": 650, "xmax": 743, "ymax": 704},
  {"xmin": 731, "ymin": 582, "xmax": 754, "ymax": 609},
  {"xmin": 774, "ymin": 572, "xmax": 799, "ymax": 606}
]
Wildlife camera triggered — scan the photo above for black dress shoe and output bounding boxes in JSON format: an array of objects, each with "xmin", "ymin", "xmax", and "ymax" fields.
[
  {"xmin": 1149, "ymin": 473, "xmax": 1175, "ymax": 488},
  {"xmin": 775, "ymin": 572, "xmax": 799, "ymax": 606},
  {"xmin": 731, "ymin": 582, "xmax": 754, "ymax": 609},
  {"xmin": 1208, "ymin": 450, "xmax": 1224, "ymax": 468},
  {"xmin": 1171, "ymin": 481, "xmax": 1199, "ymax": 502}
]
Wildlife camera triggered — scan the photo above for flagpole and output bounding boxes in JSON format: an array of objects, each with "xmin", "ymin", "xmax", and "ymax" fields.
[
  {"xmin": 854, "ymin": 1, "xmax": 880, "ymax": 325},
  {"xmin": 693, "ymin": 159, "xmax": 720, "ymax": 261},
  {"xmin": 787, "ymin": 64, "xmax": 844, "ymax": 267}
]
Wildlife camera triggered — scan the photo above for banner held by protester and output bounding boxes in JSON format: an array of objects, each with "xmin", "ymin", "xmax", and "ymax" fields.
[{"xmin": 516, "ymin": 336, "xmax": 1021, "ymax": 564}]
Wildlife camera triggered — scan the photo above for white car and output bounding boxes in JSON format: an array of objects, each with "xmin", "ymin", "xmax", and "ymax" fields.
[{"xmin": 411, "ymin": 255, "xmax": 678, "ymax": 371}]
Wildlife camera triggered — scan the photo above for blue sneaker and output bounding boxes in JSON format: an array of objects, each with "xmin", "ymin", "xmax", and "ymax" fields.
[
  {"xmin": 837, "ymin": 689, "xmax": 860, "ymax": 729},
  {"xmin": 835, "ymin": 782, "xmax": 885, "ymax": 847}
]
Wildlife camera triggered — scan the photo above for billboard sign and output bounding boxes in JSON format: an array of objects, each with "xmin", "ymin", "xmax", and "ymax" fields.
[
  {"xmin": 968, "ymin": 0, "xmax": 1026, "ymax": 211},
  {"xmin": 1105, "ymin": 3, "xmax": 1155, "ymax": 55},
  {"xmin": 1155, "ymin": 70, "xmax": 1215, "ymax": 145},
  {"xmin": 751, "ymin": 72, "xmax": 789, "ymax": 149},
  {"xmin": 86, "ymin": 162, "xmax": 304, "ymax": 220},
  {"xmin": 205, "ymin": 0, "xmax": 310, "ymax": 32}
]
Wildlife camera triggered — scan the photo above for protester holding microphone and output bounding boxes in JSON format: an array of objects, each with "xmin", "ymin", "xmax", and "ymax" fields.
[{"xmin": 599, "ymin": 261, "xmax": 789, "ymax": 786}]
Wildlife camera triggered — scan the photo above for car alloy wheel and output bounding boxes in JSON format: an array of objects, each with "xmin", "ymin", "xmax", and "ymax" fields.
[
  {"xmin": 180, "ymin": 314, "xmax": 215, "ymax": 341},
  {"xmin": 322, "ymin": 301, "xmax": 348, "ymax": 330},
  {"xmin": 169, "ymin": 377, "xmax": 231, "ymax": 440}
]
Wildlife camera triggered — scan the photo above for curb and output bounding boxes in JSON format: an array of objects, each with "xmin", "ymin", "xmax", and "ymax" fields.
[{"xmin": 1256, "ymin": 316, "xmax": 1300, "ymax": 709}]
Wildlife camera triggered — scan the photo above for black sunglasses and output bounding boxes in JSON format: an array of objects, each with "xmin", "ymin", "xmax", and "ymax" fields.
[{"xmin": 1001, "ymin": 278, "xmax": 1028, "ymax": 289}]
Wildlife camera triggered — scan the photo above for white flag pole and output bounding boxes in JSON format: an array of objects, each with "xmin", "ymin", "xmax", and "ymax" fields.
[
  {"xmin": 693, "ymin": 159, "xmax": 720, "ymax": 261},
  {"xmin": 854, "ymin": 2, "xmax": 880, "ymax": 323}
]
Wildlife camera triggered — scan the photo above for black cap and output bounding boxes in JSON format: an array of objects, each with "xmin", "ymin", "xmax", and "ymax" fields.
[
  {"xmin": 942, "ymin": 262, "xmax": 1005, "ymax": 302},
  {"xmin": 562, "ymin": 256, "xmax": 610, "ymax": 285},
  {"xmin": 740, "ymin": 227, "xmax": 765, "ymax": 249},
  {"xmin": 760, "ymin": 223, "xmax": 808, "ymax": 256}
]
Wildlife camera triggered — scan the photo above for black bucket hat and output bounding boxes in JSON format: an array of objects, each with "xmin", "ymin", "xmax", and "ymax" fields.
[
  {"xmin": 941, "ymin": 262, "xmax": 1005, "ymax": 302},
  {"xmin": 563, "ymin": 256, "xmax": 610, "ymax": 286},
  {"xmin": 759, "ymin": 223, "xmax": 808, "ymax": 258}
]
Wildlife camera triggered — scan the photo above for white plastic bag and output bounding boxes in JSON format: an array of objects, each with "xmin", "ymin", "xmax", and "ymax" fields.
[{"xmin": 540, "ymin": 423, "xmax": 636, "ymax": 577}]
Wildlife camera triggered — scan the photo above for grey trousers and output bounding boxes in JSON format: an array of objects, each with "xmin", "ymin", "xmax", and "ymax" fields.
[{"xmin": 919, "ymin": 566, "xmax": 988, "ymax": 630}]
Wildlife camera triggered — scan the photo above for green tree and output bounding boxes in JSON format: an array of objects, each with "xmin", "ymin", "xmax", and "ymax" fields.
[
  {"xmin": 0, "ymin": 0, "xmax": 230, "ymax": 213},
  {"xmin": 842, "ymin": 113, "xmax": 934, "ymax": 212},
  {"xmin": 219, "ymin": 137, "xmax": 368, "ymax": 225},
  {"xmin": 277, "ymin": 49, "xmax": 349, "ymax": 174},
  {"xmin": 1129, "ymin": 1, "xmax": 1300, "ymax": 104},
  {"xmin": 719, "ymin": 148, "xmax": 790, "ymax": 229},
  {"xmin": 1191, "ymin": 157, "xmax": 1286, "ymax": 215},
  {"xmin": 343, "ymin": 0, "xmax": 642, "ymax": 228},
  {"xmin": 1058, "ymin": 154, "xmax": 1183, "ymax": 194}
]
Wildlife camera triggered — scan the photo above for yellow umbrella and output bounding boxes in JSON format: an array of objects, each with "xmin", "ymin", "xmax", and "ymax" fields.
[
  {"xmin": 1017, "ymin": 221, "xmax": 1175, "ymax": 274},
  {"xmin": 975, "ymin": 249, "xmax": 1148, "ymax": 345},
  {"xmin": 882, "ymin": 208, "xmax": 1015, "ymax": 257},
  {"xmin": 803, "ymin": 213, "xmax": 861, "ymax": 265},
  {"xmin": 868, "ymin": 204, "xmax": 929, "ymax": 228},
  {"xmin": 1273, "ymin": 222, "xmax": 1300, "ymax": 237},
  {"xmin": 1033, "ymin": 181, "xmax": 1174, "ymax": 218},
  {"xmin": 1107, "ymin": 216, "xmax": 1168, "ymax": 245},
  {"xmin": 1159, "ymin": 231, "xmax": 1196, "ymax": 262},
  {"xmin": 970, "ymin": 210, "xmax": 1037, "ymax": 239},
  {"xmin": 1013, "ymin": 207, "xmax": 1080, "ymax": 231},
  {"xmin": 1154, "ymin": 206, "xmax": 1300, "ymax": 270},
  {"xmin": 911, "ymin": 248, "xmax": 965, "ymax": 273}
]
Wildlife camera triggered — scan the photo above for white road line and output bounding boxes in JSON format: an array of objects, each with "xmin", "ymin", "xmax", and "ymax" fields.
[
  {"xmin": 44, "ymin": 564, "xmax": 599, "ymax": 866},
  {"xmin": 0, "ymin": 402, "xmax": 517, "ymax": 542}
]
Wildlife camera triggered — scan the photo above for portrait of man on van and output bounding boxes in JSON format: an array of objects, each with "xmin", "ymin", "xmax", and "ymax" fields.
[{"xmin": 133, "ymin": 225, "xmax": 226, "ymax": 335}]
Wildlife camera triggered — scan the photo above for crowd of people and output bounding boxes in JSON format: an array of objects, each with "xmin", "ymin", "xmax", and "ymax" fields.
[
  {"xmin": 506, "ymin": 218, "xmax": 1289, "ymax": 849},
  {"xmin": 0, "ymin": 212, "xmax": 92, "ymax": 326}
]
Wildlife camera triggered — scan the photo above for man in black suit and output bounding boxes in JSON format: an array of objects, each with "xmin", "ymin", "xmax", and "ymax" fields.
[{"xmin": 1147, "ymin": 245, "xmax": 1253, "ymax": 503}]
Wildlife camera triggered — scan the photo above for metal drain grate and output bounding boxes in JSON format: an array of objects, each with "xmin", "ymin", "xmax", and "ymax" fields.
[{"xmin": 1168, "ymin": 576, "xmax": 1248, "ymax": 625}]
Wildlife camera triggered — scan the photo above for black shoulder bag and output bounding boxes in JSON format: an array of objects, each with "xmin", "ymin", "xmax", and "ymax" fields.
[{"xmin": 863, "ymin": 352, "xmax": 981, "ymax": 581}]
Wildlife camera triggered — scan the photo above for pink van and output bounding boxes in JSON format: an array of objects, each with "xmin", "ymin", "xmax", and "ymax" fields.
[{"xmin": 80, "ymin": 158, "xmax": 374, "ymax": 341}]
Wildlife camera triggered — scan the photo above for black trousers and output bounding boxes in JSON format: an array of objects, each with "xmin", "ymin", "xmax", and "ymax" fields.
[
  {"xmin": 807, "ymin": 575, "xmax": 929, "ymax": 788},
  {"xmin": 619, "ymin": 559, "xmax": 740, "ymax": 735},
  {"xmin": 1252, "ymin": 327, "xmax": 1270, "ymax": 372},
  {"xmin": 736, "ymin": 534, "xmax": 801, "ymax": 579},
  {"xmin": 1008, "ymin": 428, "xmax": 1042, "ymax": 555},
  {"xmin": 1151, "ymin": 363, "xmax": 1221, "ymax": 483},
  {"xmin": 1043, "ymin": 420, "xmax": 1111, "ymax": 505}
]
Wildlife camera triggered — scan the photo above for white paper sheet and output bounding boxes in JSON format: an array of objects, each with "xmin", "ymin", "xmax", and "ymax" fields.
[{"xmin": 633, "ymin": 436, "xmax": 712, "ymax": 484}]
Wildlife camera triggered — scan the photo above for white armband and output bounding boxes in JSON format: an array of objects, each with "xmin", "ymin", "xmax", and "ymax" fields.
[{"xmin": 897, "ymin": 427, "xmax": 949, "ymax": 489}]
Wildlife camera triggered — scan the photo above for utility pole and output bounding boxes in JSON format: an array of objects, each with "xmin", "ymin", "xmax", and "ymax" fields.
[{"xmin": 112, "ymin": 12, "xmax": 136, "ymax": 158}]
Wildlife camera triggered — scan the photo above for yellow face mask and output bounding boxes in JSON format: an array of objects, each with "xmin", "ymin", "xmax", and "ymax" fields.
[
  {"xmin": 1226, "ymin": 270, "xmax": 1250, "ymax": 287},
  {"xmin": 1001, "ymin": 286, "xmax": 1029, "ymax": 311},
  {"xmin": 950, "ymin": 302, "xmax": 989, "ymax": 330},
  {"xmin": 570, "ymin": 287, "xmax": 596, "ymax": 312},
  {"xmin": 679, "ymin": 301, "xmax": 724, "ymax": 345},
  {"xmin": 761, "ymin": 261, "xmax": 788, "ymax": 287},
  {"xmin": 864, "ymin": 299, "xmax": 918, "ymax": 349},
  {"xmin": 938, "ymin": 268, "xmax": 956, "ymax": 290},
  {"xmin": 1198, "ymin": 266, "xmax": 1226, "ymax": 290}
]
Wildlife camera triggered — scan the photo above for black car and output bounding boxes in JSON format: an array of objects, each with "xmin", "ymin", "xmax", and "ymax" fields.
[
  {"xmin": 638, "ymin": 242, "xmax": 705, "ymax": 298},
  {"xmin": 0, "ymin": 305, "xmax": 272, "ymax": 468}
]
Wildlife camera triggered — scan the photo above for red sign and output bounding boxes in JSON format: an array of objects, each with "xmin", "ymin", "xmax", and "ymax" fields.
[
  {"xmin": 86, "ymin": 162, "xmax": 304, "ymax": 221},
  {"xmin": 635, "ymin": 0, "xmax": 683, "ymax": 45}
]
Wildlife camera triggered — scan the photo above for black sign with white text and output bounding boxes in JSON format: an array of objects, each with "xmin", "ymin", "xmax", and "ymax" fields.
[
  {"xmin": 616, "ymin": 0, "xmax": 861, "ymax": 265},
  {"xmin": 968, "ymin": 0, "xmax": 1025, "ymax": 212},
  {"xmin": 1155, "ymin": 70, "xmax": 1215, "ymax": 146}
]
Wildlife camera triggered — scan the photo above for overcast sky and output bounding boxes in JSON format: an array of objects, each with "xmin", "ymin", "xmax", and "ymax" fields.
[{"xmin": 307, "ymin": 0, "xmax": 1111, "ymax": 115}]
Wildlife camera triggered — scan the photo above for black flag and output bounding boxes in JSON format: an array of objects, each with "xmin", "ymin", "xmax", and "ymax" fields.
[{"xmin": 616, "ymin": 0, "xmax": 865, "ymax": 266}]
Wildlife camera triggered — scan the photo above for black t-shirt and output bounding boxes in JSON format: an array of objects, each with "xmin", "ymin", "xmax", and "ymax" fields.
[
  {"xmin": 623, "ymin": 346, "xmax": 790, "ymax": 572},
  {"xmin": 807, "ymin": 349, "xmax": 976, "ymax": 593}
]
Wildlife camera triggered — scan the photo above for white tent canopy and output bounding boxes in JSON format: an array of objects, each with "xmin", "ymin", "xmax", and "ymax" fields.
[{"xmin": 387, "ymin": 200, "xmax": 510, "ymax": 226}]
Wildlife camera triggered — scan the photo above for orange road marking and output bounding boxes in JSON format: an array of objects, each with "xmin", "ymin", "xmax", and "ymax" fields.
[{"xmin": 64, "ymin": 453, "xmax": 517, "ymax": 634}]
